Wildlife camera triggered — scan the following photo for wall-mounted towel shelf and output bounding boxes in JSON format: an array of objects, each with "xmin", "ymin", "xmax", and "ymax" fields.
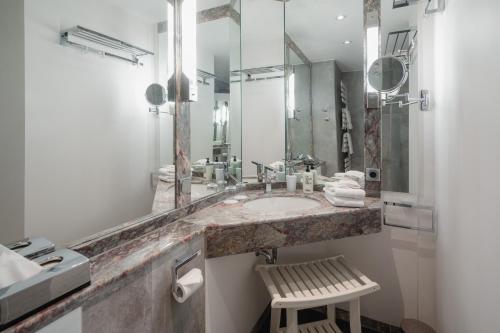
[
  {"xmin": 231, "ymin": 65, "xmax": 285, "ymax": 83},
  {"xmin": 197, "ymin": 69, "xmax": 216, "ymax": 85},
  {"xmin": 60, "ymin": 26, "xmax": 154, "ymax": 66}
]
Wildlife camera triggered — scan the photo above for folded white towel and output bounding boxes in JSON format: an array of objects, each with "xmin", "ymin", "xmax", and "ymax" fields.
[
  {"xmin": 159, "ymin": 175, "xmax": 175, "ymax": 183},
  {"xmin": 342, "ymin": 132, "xmax": 354, "ymax": 155},
  {"xmin": 324, "ymin": 193, "xmax": 365, "ymax": 208},
  {"xmin": 324, "ymin": 179, "xmax": 361, "ymax": 189},
  {"xmin": 159, "ymin": 167, "xmax": 176, "ymax": 175},
  {"xmin": 194, "ymin": 159, "xmax": 207, "ymax": 166},
  {"xmin": 325, "ymin": 187, "xmax": 366, "ymax": 200},
  {"xmin": 346, "ymin": 170, "xmax": 364, "ymax": 179},
  {"xmin": 342, "ymin": 109, "xmax": 353, "ymax": 131},
  {"xmin": 0, "ymin": 244, "xmax": 43, "ymax": 289},
  {"xmin": 345, "ymin": 170, "xmax": 365, "ymax": 187}
]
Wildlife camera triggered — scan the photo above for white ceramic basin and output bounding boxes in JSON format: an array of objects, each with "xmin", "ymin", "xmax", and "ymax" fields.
[{"xmin": 243, "ymin": 197, "xmax": 320, "ymax": 213}]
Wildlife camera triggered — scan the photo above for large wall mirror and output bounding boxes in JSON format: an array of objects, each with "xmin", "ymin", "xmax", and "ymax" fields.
[
  {"xmin": 241, "ymin": 0, "xmax": 367, "ymax": 184},
  {"xmin": 285, "ymin": 0, "xmax": 365, "ymax": 181},
  {"xmin": 188, "ymin": 0, "xmax": 242, "ymax": 202},
  {"xmin": 1, "ymin": 0, "xmax": 243, "ymax": 247},
  {"xmin": 378, "ymin": 1, "xmax": 419, "ymax": 194}
]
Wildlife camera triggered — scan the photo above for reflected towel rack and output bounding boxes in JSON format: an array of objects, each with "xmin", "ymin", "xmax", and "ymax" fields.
[
  {"xmin": 231, "ymin": 65, "xmax": 285, "ymax": 83},
  {"xmin": 60, "ymin": 25, "xmax": 154, "ymax": 66},
  {"xmin": 197, "ymin": 69, "xmax": 216, "ymax": 85}
]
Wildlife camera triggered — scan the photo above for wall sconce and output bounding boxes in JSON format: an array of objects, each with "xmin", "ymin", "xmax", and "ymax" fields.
[
  {"xmin": 287, "ymin": 72, "xmax": 296, "ymax": 119},
  {"xmin": 182, "ymin": 0, "xmax": 197, "ymax": 102},
  {"xmin": 366, "ymin": 26, "xmax": 379, "ymax": 93}
]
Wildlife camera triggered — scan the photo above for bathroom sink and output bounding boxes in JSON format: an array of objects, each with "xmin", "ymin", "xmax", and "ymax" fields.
[{"xmin": 243, "ymin": 197, "xmax": 320, "ymax": 213}]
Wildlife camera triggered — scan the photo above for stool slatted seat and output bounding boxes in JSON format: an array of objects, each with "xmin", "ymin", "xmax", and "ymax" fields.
[{"xmin": 256, "ymin": 255, "xmax": 380, "ymax": 333}]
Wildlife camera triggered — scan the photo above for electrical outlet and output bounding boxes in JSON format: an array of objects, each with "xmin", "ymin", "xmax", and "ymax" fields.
[{"xmin": 366, "ymin": 168, "xmax": 381, "ymax": 181}]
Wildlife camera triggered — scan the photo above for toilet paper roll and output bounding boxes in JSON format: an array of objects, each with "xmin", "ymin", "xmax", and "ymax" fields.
[{"xmin": 173, "ymin": 268, "xmax": 204, "ymax": 303}]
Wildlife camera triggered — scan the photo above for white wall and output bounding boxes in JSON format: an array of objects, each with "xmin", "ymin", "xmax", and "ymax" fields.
[
  {"xmin": 24, "ymin": 0, "xmax": 160, "ymax": 245},
  {"xmin": 0, "ymin": 0, "xmax": 25, "ymax": 244},
  {"xmin": 427, "ymin": 0, "xmax": 500, "ymax": 332},
  {"xmin": 241, "ymin": 79, "xmax": 286, "ymax": 176},
  {"xmin": 241, "ymin": 0, "xmax": 285, "ymax": 176},
  {"xmin": 206, "ymin": 224, "xmax": 437, "ymax": 332}
]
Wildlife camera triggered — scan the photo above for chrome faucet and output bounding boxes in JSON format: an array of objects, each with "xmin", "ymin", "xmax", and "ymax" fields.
[{"xmin": 251, "ymin": 161, "xmax": 264, "ymax": 183}]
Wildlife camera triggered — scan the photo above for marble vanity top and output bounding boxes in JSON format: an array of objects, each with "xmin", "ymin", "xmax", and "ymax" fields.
[
  {"xmin": 3, "ymin": 189, "xmax": 381, "ymax": 333},
  {"xmin": 180, "ymin": 189, "xmax": 382, "ymax": 258},
  {"xmin": 2, "ymin": 222, "xmax": 204, "ymax": 333}
]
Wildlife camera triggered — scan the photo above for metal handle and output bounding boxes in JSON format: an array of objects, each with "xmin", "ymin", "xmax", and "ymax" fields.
[{"xmin": 171, "ymin": 250, "xmax": 201, "ymax": 294}]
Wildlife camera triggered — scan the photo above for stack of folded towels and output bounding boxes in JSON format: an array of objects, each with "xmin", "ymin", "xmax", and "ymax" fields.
[
  {"xmin": 158, "ymin": 165, "xmax": 175, "ymax": 183},
  {"xmin": 323, "ymin": 170, "xmax": 366, "ymax": 208}
]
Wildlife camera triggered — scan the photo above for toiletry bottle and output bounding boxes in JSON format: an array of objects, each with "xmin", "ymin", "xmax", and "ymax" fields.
[
  {"xmin": 204, "ymin": 158, "xmax": 213, "ymax": 182},
  {"xmin": 310, "ymin": 164, "xmax": 318, "ymax": 185},
  {"xmin": 230, "ymin": 155, "xmax": 238, "ymax": 176},
  {"xmin": 286, "ymin": 168, "xmax": 297, "ymax": 192},
  {"xmin": 302, "ymin": 165, "xmax": 314, "ymax": 194}
]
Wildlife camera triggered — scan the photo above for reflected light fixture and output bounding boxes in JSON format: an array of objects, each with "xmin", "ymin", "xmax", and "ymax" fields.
[
  {"xmin": 336, "ymin": 14, "xmax": 346, "ymax": 20},
  {"xmin": 287, "ymin": 73, "xmax": 296, "ymax": 119},
  {"xmin": 366, "ymin": 26, "xmax": 379, "ymax": 92},
  {"xmin": 343, "ymin": 40, "xmax": 352, "ymax": 45},
  {"xmin": 182, "ymin": 0, "xmax": 197, "ymax": 102}
]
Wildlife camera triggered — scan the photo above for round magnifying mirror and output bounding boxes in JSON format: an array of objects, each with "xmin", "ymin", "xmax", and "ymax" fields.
[
  {"xmin": 368, "ymin": 56, "xmax": 408, "ymax": 93},
  {"xmin": 145, "ymin": 83, "xmax": 167, "ymax": 106}
]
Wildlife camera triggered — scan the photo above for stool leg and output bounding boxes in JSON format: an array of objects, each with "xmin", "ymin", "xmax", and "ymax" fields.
[
  {"xmin": 327, "ymin": 304, "xmax": 336, "ymax": 322},
  {"xmin": 286, "ymin": 308, "xmax": 298, "ymax": 333},
  {"xmin": 270, "ymin": 308, "xmax": 281, "ymax": 333},
  {"xmin": 349, "ymin": 298, "xmax": 362, "ymax": 333}
]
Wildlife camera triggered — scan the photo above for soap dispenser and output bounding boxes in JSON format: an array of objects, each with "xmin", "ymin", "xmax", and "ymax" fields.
[
  {"xmin": 204, "ymin": 158, "xmax": 213, "ymax": 182},
  {"xmin": 230, "ymin": 155, "xmax": 238, "ymax": 176},
  {"xmin": 310, "ymin": 164, "xmax": 318, "ymax": 185},
  {"xmin": 302, "ymin": 165, "xmax": 314, "ymax": 194}
]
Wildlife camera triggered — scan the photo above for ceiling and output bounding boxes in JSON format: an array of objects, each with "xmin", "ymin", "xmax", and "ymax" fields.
[
  {"xmin": 285, "ymin": 0, "xmax": 419, "ymax": 72},
  {"xmin": 103, "ymin": 0, "xmax": 419, "ymax": 72}
]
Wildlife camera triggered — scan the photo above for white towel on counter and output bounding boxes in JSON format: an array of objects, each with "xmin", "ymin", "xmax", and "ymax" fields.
[
  {"xmin": 324, "ymin": 193, "xmax": 365, "ymax": 208},
  {"xmin": 0, "ymin": 244, "xmax": 43, "ymax": 289},
  {"xmin": 345, "ymin": 170, "xmax": 365, "ymax": 187},
  {"xmin": 324, "ymin": 187, "xmax": 366, "ymax": 200},
  {"xmin": 324, "ymin": 179, "xmax": 361, "ymax": 189},
  {"xmin": 159, "ymin": 176, "xmax": 175, "ymax": 183}
]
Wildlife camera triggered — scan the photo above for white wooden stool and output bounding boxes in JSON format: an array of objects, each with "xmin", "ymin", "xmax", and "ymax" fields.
[{"xmin": 256, "ymin": 255, "xmax": 380, "ymax": 333}]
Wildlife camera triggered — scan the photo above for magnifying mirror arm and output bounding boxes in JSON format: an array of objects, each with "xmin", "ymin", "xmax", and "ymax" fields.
[{"xmin": 382, "ymin": 90, "xmax": 431, "ymax": 111}]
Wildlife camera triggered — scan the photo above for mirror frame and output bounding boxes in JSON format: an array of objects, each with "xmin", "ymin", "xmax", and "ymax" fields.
[
  {"xmin": 364, "ymin": 0, "xmax": 382, "ymax": 196},
  {"xmin": 368, "ymin": 55, "xmax": 408, "ymax": 94}
]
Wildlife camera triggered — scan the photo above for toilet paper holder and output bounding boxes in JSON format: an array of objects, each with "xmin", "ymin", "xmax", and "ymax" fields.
[{"xmin": 171, "ymin": 250, "xmax": 201, "ymax": 297}]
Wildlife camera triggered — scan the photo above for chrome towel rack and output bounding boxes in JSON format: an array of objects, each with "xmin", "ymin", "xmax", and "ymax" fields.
[{"xmin": 60, "ymin": 25, "xmax": 154, "ymax": 66}]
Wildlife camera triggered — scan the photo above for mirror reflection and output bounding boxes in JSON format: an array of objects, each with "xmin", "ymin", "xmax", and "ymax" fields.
[
  {"xmin": 241, "ymin": 0, "xmax": 285, "ymax": 183},
  {"xmin": 188, "ymin": 0, "xmax": 242, "ymax": 199},
  {"xmin": 368, "ymin": 56, "xmax": 408, "ymax": 94},
  {"xmin": 379, "ymin": 1, "xmax": 419, "ymax": 193},
  {"xmin": 1, "ymin": 0, "xmax": 175, "ymax": 246},
  {"xmin": 285, "ymin": 0, "xmax": 365, "ymax": 183}
]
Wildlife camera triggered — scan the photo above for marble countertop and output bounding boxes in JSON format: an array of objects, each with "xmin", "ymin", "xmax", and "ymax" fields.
[
  {"xmin": 180, "ymin": 189, "xmax": 382, "ymax": 258},
  {"xmin": 3, "ymin": 188, "xmax": 381, "ymax": 332},
  {"xmin": 2, "ymin": 221, "xmax": 204, "ymax": 333}
]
